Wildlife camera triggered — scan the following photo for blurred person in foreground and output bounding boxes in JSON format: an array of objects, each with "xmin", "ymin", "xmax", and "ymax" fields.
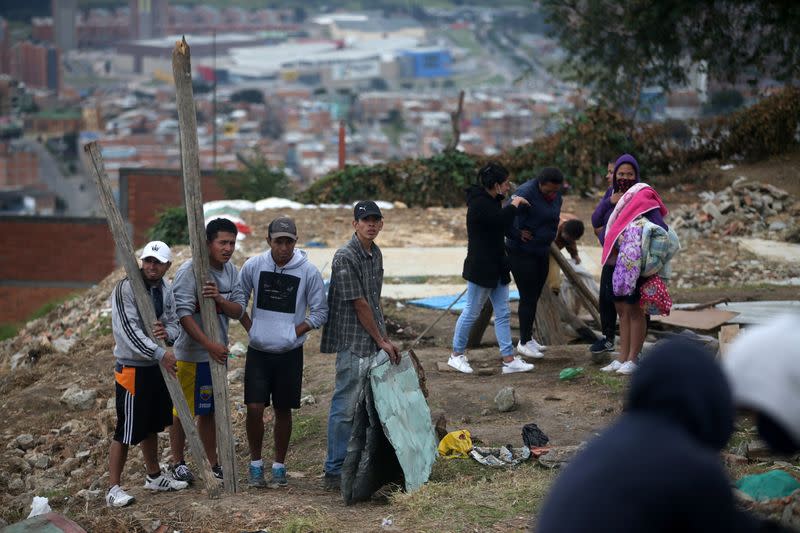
[
  {"xmin": 724, "ymin": 314, "xmax": 800, "ymax": 456},
  {"xmin": 536, "ymin": 338, "xmax": 770, "ymax": 532}
]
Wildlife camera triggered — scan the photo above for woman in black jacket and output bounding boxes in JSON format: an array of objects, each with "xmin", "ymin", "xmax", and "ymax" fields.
[{"xmin": 446, "ymin": 162, "xmax": 534, "ymax": 375}]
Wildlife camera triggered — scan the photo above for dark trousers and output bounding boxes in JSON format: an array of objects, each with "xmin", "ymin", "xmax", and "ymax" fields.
[
  {"xmin": 599, "ymin": 264, "xmax": 617, "ymax": 342},
  {"xmin": 509, "ymin": 251, "xmax": 549, "ymax": 344}
]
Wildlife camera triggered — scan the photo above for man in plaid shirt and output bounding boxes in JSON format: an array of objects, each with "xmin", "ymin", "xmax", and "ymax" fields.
[{"xmin": 320, "ymin": 200, "xmax": 400, "ymax": 491}]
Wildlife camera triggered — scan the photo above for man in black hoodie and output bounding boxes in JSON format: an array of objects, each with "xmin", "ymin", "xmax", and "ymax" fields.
[{"xmin": 536, "ymin": 338, "xmax": 759, "ymax": 532}]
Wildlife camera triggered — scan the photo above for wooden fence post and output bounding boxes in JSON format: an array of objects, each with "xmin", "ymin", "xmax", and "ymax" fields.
[
  {"xmin": 172, "ymin": 36, "xmax": 239, "ymax": 494},
  {"xmin": 84, "ymin": 141, "xmax": 220, "ymax": 499}
]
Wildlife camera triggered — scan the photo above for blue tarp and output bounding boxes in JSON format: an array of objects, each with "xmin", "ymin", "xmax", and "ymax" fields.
[{"xmin": 407, "ymin": 290, "xmax": 521, "ymax": 312}]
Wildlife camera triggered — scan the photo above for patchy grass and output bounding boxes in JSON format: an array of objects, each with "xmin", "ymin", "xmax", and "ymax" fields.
[
  {"xmin": 290, "ymin": 414, "xmax": 324, "ymax": 445},
  {"xmin": 0, "ymin": 323, "xmax": 18, "ymax": 341},
  {"xmin": 588, "ymin": 370, "xmax": 626, "ymax": 394},
  {"xmin": 391, "ymin": 461, "xmax": 555, "ymax": 531}
]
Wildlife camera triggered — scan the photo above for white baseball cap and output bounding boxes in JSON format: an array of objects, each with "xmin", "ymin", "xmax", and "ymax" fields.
[{"xmin": 140, "ymin": 241, "xmax": 172, "ymax": 263}]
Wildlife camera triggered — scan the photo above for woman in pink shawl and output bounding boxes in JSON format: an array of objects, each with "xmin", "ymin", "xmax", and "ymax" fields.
[{"xmin": 599, "ymin": 154, "xmax": 668, "ymax": 375}]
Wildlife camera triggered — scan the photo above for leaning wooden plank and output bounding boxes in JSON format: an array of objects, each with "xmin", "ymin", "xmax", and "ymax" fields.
[
  {"xmin": 172, "ymin": 36, "xmax": 239, "ymax": 494},
  {"xmin": 84, "ymin": 141, "xmax": 220, "ymax": 499},
  {"xmin": 549, "ymin": 243, "xmax": 602, "ymax": 326},
  {"xmin": 717, "ymin": 324, "xmax": 740, "ymax": 359}
]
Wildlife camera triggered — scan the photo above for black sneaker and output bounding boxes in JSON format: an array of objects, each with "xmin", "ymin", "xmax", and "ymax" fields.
[
  {"xmin": 169, "ymin": 462, "xmax": 194, "ymax": 484},
  {"xmin": 323, "ymin": 473, "xmax": 340, "ymax": 492},
  {"xmin": 590, "ymin": 337, "xmax": 614, "ymax": 354},
  {"xmin": 212, "ymin": 464, "xmax": 223, "ymax": 480}
]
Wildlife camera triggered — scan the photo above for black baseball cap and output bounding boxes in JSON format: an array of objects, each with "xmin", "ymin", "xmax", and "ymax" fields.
[
  {"xmin": 268, "ymin": 216, "xmax": 297, "ymax": 240},
  {"xmin": 353, "ymin": 200, "xmax": 383, "ymax": 221}
]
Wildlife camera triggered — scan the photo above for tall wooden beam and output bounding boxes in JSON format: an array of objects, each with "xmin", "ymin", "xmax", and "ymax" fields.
[
  {"xmin": 84, "ymin": 141, "xmax": 220, "ymax": 499},
  {"xmin": 172, "ymin": 36, "xmax": 239, "ymax": 494}
]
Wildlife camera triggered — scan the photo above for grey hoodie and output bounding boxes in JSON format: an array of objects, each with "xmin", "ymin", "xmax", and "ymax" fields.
[
  {"xmin": 111, "ymin": 276, "xmax": 180, "ymax": 366},
  {"xmin": 238, "ymin": 249, "xmax": 328, "ymax": 354}
]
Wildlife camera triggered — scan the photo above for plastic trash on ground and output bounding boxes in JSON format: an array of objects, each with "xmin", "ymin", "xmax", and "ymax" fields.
[
  {"xmin": 736, "ymin": 470, "xmax": 800, "ymax": 501},
  {"xmin": 470, "ymin": 445, "xmax": 530, "ymax": 467},
  {"xmin": 27, "ymin": 496, "xmax": 51, "ymax": 518},
  {"xmin": 438, "ymin": 430, "xmax": 473, "ymax": 459},
  {"xmin": 559, "ymin": 367, "xmax": 584, "ymax": 381}
]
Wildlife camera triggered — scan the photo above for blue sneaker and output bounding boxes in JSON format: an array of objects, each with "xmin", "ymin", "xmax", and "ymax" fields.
[
  {"xmin": 269, "ymin": 465, "xmax": 288, "ymax": 488},
  {"xmin": 590, "ymin": 337, "xmax": 615, "ymax": 354},
  {"xmin": 248, "ymin": 464, "xmax": 266, "ymax": 488}
]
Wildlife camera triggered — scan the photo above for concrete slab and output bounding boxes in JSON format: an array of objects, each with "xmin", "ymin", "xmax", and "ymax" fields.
[
  {"xmin": 738, "ymin": 238, "xmax": 800, "ymax": 263},
  {"xmin": 674, "ymin": 301, "xmax": 800, "ymax": 325},
  {"xmin": 303, "ymin": 245, "xmax": 603, "ymax": 279}
]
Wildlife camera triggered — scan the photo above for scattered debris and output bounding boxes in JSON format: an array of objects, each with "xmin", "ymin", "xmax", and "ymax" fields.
[
  {"xmin": 521, "ymin": 423, "xmax": 549, "ymax": 449},
  {"xmin": 537, "ymin": 444, "xmax": 585, "ymax": 469},
  {"xmin": 470, "ymin": 445, "xmax": 530, "ymax": 467},
  {"xmin": 299, "ymin": 395, "xmax": 316, "ymax": 406}
]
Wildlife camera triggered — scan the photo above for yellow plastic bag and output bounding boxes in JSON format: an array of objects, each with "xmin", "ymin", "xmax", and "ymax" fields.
[{"xmin": 437, "ymin": 430, "xmax": 473, "ymax": 459}]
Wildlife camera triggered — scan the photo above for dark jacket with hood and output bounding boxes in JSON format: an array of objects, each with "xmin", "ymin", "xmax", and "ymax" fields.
[
  {"xmin": 505, "ymin": 179, "xmax": 562, "ymax": 257},
  {"xmin": 462, "ymin": 185, "xmax": 518, "ymax": 288},
  {"xmin": 536, "ymin": 338, "xmax": 760, "ymax": 533},
  {"xmin": 591, "ymin": 154, "xmax": 666, "ymax": 245}
]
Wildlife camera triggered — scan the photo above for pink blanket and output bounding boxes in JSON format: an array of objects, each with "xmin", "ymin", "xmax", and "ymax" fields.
[{"xmin": 601, "ymin": 184, "xmax": 668, "ymax": 265}]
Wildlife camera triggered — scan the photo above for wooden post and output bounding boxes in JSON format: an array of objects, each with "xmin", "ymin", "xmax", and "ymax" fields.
[
  {"xmin": 466, "ymin": 300, "xmax": 493, "ymax": 349},
  {"xmin": 338, "ymin": 120, "xmax": 346, "ymax": 170},
  {"xmin": 445, "ymin": 90, "xmax": 465, "ymax": 152},
  {"xmin": 84, "ymin": 141, "xmax": 220, "ymax": 499},
  {"xmin": 173, "ymin": 36, "xmax": 239, "ymax": 494},
  {"xmin": 534, "ymin": 287, "xmax": 567, "ymax": 346},
  {"xmin": 549, "ymin": 243, "xmax": 601, "ymax": 326}
]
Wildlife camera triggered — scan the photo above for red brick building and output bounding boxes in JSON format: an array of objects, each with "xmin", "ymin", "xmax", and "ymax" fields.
[
  {"xmin": 0, "ymin": 216, "xmax": 114, "ymax": 322},
  {"xmin": 9, "ymin": 41, "xmax": 61, "ymax": 93},
  {"xmin": 0, "ymin": 142, "xmax": 39, "ymax": 189},
  {"xmin": 0, "ymin": 168, "xmax": 232, "ymax": 324}
]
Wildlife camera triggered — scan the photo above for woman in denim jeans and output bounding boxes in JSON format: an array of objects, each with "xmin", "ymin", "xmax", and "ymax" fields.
[{"xmin": 446, "ymin": 162, "xmax": 535, "ymax": 375}]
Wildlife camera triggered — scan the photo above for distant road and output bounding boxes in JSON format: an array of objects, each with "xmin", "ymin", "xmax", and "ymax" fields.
[{"xmin": 22, "ymin": 139, "xmax": 100, "ymax": 217}]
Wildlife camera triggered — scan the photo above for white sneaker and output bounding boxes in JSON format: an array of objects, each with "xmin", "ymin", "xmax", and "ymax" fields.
[
  {"xmin": 144, "ymin": 472, "xmax": 189, "ymax": 492},
  {"xmin": 529, "ymin": 338, "xmax": 547, "ymax": 352},
  {"xmin": 616, "ymin": 361, "xmax": 638, "ymax": 375},
  {"xmin": 517, "ymin": 340, "xmax": 544, "ymax": 359},
  {"xmin": 106, "ymin": 485, "xmax": 134, "ymax": 508},
  {"xmin": 600, "ymin": 360, "xmax": 623, "ymax": 372},
  {"xmin": 502, "ymin": 356, "xmax": 535, "ymax": 374},
  {"xmin": 447, "ymin": 354, "xmax": 474, "ymax": 374}
]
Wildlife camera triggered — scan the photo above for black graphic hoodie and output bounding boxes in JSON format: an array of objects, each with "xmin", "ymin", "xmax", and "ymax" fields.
[{"xmin": 239, "ymin": 249, "xmax": 328, "ymax": 354}]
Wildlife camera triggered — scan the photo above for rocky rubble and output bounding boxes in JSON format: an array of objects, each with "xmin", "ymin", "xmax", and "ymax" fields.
[
  {"xmin": 669, "ymin": 178, "xmax": 800, "ymax": 241},
  {"xmin": 664, "ymin": 179, "xmax": 800, "ymax": 289}
]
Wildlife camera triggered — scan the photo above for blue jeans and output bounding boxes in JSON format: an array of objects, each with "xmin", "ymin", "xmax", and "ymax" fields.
[
  {"xmin": 324, "ymin": 349, "xmax": 377, "ymax": 476},
  {"xmin": 452, "ymin": 280, "xmax": 514, "ymax": 357}
]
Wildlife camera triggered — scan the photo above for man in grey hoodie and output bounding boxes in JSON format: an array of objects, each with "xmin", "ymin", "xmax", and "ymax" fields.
[{"xmin": 238, "ymin": 216, "xmax": 328, "ymax": 489}]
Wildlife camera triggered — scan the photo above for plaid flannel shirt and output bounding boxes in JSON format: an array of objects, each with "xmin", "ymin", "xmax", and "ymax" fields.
[{"xmin": 320, "ymin": 234, "xmax": 385, "ymax": 357}]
